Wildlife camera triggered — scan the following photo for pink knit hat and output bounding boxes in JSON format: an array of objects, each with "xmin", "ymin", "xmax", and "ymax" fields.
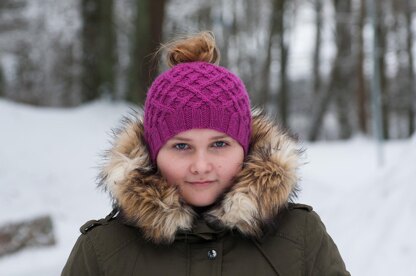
[{"xmin": 144, "ymin": 61, "xmax": 251, "ymax": 162}]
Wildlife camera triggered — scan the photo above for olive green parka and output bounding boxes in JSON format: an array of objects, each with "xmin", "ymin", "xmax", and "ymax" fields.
[{"xmin": 62, "ymin": 110, "xmax": 350, "ymax": 276}]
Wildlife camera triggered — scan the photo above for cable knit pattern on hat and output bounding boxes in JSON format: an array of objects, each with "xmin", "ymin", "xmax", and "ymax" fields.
[{"xmin": 144, "ymin": 61, "xmax": 251, "ymax": 161}]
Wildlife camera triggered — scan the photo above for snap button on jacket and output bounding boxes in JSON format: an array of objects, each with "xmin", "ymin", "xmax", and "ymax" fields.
[{"xmin": 207, "ymin": 249, "xmax": 217, "ymax": 260}]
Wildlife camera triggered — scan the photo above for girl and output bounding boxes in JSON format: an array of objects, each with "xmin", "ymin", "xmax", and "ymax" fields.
[{"xmin": 63, "ymin": 32, "xmax": 349, "ymax": 275}]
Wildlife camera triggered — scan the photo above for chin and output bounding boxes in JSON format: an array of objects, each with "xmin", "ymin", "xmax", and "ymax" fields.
[{"xmin": 186, "ymin": 197, "xmax": 216, "ymax": 207}]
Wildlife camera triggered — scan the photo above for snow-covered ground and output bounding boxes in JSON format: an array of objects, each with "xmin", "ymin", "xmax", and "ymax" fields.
[{"xmin": 0, "ymin": 99, "xmax": 415, "ymax": 276}]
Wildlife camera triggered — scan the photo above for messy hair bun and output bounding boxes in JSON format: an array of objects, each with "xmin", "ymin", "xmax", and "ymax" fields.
[{"xmin": 164, "ymin": 31, "xmax": 220, "ymax": 68}]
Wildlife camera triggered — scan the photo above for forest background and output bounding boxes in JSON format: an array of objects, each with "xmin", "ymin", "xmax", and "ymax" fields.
[
  {"xmin": 1, "ymin": 1, "xmax": 416, "ymax": 275},
  {"xmin": 1, "ymin": 0, "xmax": 415, "ymax": 141}
]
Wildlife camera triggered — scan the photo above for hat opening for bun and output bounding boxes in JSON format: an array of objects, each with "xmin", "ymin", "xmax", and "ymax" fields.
[{"xmin": 162, "ymin": 31, "xmax": 220, "ymax": 68}]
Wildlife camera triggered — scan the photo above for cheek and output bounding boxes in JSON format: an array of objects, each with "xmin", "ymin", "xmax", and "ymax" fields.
[
  {"xmin": 230, "ymin": 164, "xmax": 243, "ymax": 178},
  {"xmin": 220, "ymin": 160, "xmax": 243, "ymax": 182},
  {"xmin": 157, "ymin": 156, "xmax": 186, "ymax": 186},
  {"xmin": 158, "ymin": 165, "xmax": 177, "ymax": 185}
]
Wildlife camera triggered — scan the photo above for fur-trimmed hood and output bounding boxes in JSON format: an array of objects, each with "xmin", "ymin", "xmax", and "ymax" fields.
[{"xmin": 98, "ymin": 110, "xmax": 302, "ymax": 244}]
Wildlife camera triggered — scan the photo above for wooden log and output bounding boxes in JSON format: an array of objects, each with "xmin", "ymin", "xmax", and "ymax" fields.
[{"xmin": 0, "ymin": 215, "xmax": 55, "ymax": 257}]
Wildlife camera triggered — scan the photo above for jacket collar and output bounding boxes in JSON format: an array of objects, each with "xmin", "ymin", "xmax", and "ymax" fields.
[{"xmin": 98, "ymin": 109, "xmax": 301, "ymax": 244}]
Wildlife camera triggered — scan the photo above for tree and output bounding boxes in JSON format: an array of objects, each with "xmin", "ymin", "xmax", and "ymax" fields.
[
  {"xmin": 404, "ymin": 0, "xmax": 415, "ymax": 136},
  {"xmin": 80, "ymin": 0, "xmax": 117, "ymax": 102},
  {"xmin": 308, "ymin": 0, "xmax": 354, "ymax": 140},
  {"xmin": 0, "ymin": 62, "xmax": 4, "ymax": 97},
  {"xmin": 127, "ymin": 0, "xmax": 166, "ymax": 104},
  {"xmin": 375, "ymin": 0, "xmax": 390, "ymax": 139},
  {"xmin": 355, "ymin": 0, "xmax": 368, "ymax": 134},
  {"xmin": 258, "ymin": 0, "xmax": 281, "ymax": 107},
  {"xmin": 14, "ymin": 41, "xmax": 41, "ymax": 105},
  {"xmin": 333, "ymin": 0, "xmax": 353, "ymax": 139},
  {"xmin": 0, "ymin": 0, "xmax": 27, "ymax": 99},
  {"xmin": 276, "ymin": 0, "xmax": 290, "ymax": 128},
  {"xmin": 258, "ymin": 0, "xmax": 290, "ymax": 128},
  {"xmin": 312, "ymin": 0, "xmax": 323, "ymax": 97}
]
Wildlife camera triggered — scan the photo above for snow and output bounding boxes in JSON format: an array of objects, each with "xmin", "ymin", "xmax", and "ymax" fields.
[
  {"xmin": 299, "ymin": 136, "xmax": 416, "ymax": 276},
  {"xmin": 0, "ymin": 99, "xmax": 415, "ymax": 275}
]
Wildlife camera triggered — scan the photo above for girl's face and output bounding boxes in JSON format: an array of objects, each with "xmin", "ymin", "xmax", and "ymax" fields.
[{"xmin": 156, "ymin": 129, "xmax": 244, "ymax": 207}]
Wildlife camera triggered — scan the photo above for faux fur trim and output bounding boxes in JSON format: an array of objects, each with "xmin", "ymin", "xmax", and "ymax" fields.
[{"xmin": 98, "ymin": 109, "xmax": 301, "ymax": 244}]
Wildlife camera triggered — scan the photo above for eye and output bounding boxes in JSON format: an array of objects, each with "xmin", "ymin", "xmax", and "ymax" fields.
[
  {"xmin": 212, "ymin": 141, "xmax": 228, "ymax": 148},
  {"xmin": 174, "ymin": 143, "xmax": 189, "ymax": 150}
]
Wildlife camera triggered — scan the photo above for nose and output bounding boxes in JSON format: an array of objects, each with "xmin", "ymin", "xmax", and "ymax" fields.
[{"xmin": 190, "ymin": 151, "xmax": 213, "ymax": 175}]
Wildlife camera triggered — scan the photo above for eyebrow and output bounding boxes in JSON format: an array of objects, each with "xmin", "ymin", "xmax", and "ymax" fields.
[
  {"xmin": 170, "ymin": 136, "xmax": 192, "ymax": 142},
  {"xmin": 171, "ymin": 135, "xmax": 231, "ymax": 142},
  {"xmin": 210, "ymin": 135, "xmax": 230, "ymax": 140}
]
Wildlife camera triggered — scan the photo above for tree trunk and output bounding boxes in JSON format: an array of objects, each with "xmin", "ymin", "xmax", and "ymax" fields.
[
  {"xmin": 0, "ymin": 65, "xmax": 4, "ymax": 97},
  {"xmin": 308, "ymin": 56, "xmax": 341, "ymax": 141},
  {"xmin": 99, "ymin": 0, "xmax": 117, "ymax": 99},
  {"xmin": 258, "ymin": 8, "xmax": 277, "ymax": 107},
  {"xmin": 243, "ymin": 0, "xmax": 259, "ymax": 101},
  {"xmin": 53, "ymin": 42, "xmax": 78, "ymax": 106},
  {"xmin": 219, "ymin": 7, "xmax": 229, "ymax": 69},
  {"xmin": 375, "ymin": 1, "xmax": 390, "ymax": 139},
  {"xmin": 198, "ymin": 4, "xmax": 212, "ymax": 30},
  {"xmin": 81, "ymin": 0, "xmax": 117, "ymax": 102},
  {"xmin": 0, "ymin": 0, "xmax": 27, "ymax": 100},
  {"xmin": 312, "ymin": 0, "xmax": 323, "ymax": 96},
  {"xmin": 127, "ymin": 0, "xmax": 166, "ymax": 105},
  {"xmin": 277, "ymin": 0, "xmax": 289, "ymax": 128},
  {"xmin": 258, "ymin": 0, "xmax": 287, "ymax": 114},
  {"xmin": 0, "ymin": 0, "xmax": 26, "ymax": 32},
  {"xmin": 404, "ymin": 0, "xmax": 415, "ymax": 136},
  {"xmin": 334, "ymin": 0, "xmax": 353, "ymax": 139},
  {"xmin": 355, "ymin": 0, "xmax": 368, "ymax": 134},
  {"xmin": 308, "ymin": 0, "xmax": 353, "ymax": 140},
  {"xmin": 14, "ymin": 42, "xmax": 41, "ymax": 105}
]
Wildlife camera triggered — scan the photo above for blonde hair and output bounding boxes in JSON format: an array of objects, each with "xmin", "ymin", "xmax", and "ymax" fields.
[{"xmin": 161, "ymin": 31, "xmax": 220, "ymax": 68}]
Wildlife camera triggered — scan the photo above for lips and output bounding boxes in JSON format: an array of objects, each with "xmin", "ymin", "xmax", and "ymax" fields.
[{"xmin": 187, "ymin": 181, "xmax": 214, "ymax": 185}]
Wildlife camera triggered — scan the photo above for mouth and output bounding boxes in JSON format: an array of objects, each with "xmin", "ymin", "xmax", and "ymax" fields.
[{"xmin": 186, "ymin": 180, "xmax": 215, "ymax": 186}]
